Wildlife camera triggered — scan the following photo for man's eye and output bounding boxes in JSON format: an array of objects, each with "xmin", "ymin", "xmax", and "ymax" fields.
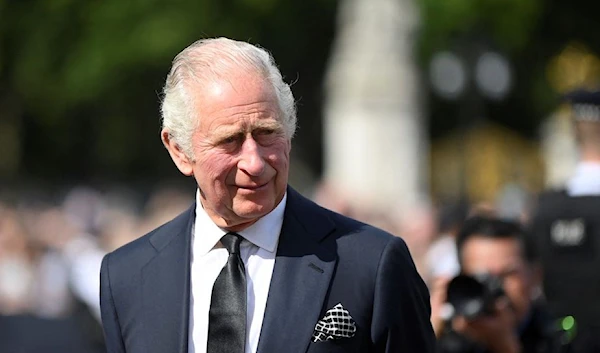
[
  {"xmin": 256, "ymin": 129, "xmax": 275, "ymax": 135},
  {"xmin": 219, "ymin": 135, "xmax": 240, "ymax": 145}
]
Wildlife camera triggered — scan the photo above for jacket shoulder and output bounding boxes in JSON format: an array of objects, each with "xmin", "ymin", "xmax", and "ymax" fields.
[
  {"xmin": 289, "ymin": 187, "xmax": 395, "ymax": 241},
  {"xmin": 104, "ymin": 204, "xmax": 194, "ymax": 275},
  {"xmin": 294, "ymin": 190, "xmax": 405, "ymax": 265},
  {"xmin": 318, "ymin": 203, "xmax": 400, "ymax": 250}
]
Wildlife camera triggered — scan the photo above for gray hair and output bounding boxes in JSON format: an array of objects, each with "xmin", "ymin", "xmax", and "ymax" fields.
[{"xmin": 160, "ymin": 38, "xmax": 297, "ymax": 158}]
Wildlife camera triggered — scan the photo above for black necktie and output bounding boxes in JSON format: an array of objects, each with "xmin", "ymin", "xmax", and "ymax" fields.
[{"xmin": 207, "ymin": 232, "xmax": 247, "ymax": 353}]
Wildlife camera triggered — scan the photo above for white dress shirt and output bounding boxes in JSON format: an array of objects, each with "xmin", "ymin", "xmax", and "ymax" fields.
[
  {"xmin": 425, "ymin": 234, "xmax": 459, "ymax": 279},
  {"xmin": 567, "ymin": 162, "xmax": 600, "ymax": 196},
  {"xmin": 188, "ymin": 190, "xmax": 286, "ymax": 353}
]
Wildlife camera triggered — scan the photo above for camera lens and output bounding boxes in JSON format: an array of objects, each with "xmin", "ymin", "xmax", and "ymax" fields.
[
  {"xmin": 446, "ymin": 275, "xmax": 487, "ymax": 319},
  {"xmin": 446, "ymin": 273, "xmax": 505, "ymax": 320}
]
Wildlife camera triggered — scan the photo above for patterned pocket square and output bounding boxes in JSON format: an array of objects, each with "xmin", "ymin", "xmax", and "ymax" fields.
[{"xmin": 312, "ymin": 303, "xmax": 357, "ymax": 342}]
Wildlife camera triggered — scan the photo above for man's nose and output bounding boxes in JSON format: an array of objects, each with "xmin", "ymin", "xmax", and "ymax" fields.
[{"xmin": 238, "ymin": 137, "xmax": 266, "ymax": 176}]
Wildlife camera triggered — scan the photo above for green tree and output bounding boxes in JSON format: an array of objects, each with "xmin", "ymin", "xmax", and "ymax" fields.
[{"xmin": 0, "ymin": 0, "xmax": 337, "ymax": 184}]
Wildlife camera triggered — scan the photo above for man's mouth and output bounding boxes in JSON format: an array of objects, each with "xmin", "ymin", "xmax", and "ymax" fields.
[{"xmin": 236, "ymin": 182, "xmax": 268, "ymax": 191}]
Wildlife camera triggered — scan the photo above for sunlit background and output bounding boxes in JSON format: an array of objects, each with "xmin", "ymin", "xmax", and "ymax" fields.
[{"xmin": 1, "ymin": 0, "xmax": 599, "ymax": 350}]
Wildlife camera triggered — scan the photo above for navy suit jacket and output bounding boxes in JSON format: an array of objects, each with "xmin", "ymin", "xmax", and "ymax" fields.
[{"xmin": 100, "ymin": 187, "xmax": 435, "ymax": 353}]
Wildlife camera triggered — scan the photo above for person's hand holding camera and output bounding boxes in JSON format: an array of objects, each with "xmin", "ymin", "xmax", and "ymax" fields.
[
  {"xmin": 452, "ymin": 296, "xmax": 521, "ymax": 353},
  {"xmin": 430, "ymin": 276, "xmax": 452, "ymax": 337}
]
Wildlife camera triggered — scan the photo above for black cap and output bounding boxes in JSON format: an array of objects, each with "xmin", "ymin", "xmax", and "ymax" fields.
[{"xmin": 563, "ymin": 89, "xmax": 600, "ymax": 122}]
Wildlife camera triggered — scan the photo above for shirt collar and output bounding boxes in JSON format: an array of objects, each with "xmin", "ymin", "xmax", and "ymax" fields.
[{"xmin": 193, "ymin": 190, "xmax": 286, "ymax": 256}]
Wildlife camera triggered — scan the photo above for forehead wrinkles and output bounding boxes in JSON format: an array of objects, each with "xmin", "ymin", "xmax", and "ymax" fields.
[
  {"xmin": 205, "ymin": 101, "xmax": 279, "ymax": 123},
  {"xmin": 209, "ymin": 114, "xmax": 283, "ymax": 138}
]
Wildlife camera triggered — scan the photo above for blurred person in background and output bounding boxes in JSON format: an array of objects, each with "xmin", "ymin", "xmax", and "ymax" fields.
[
  {"xmin": 136, "ymin": 184, "xmax": 195, "ymax": 235},
  {"xmin": 435, "ymin": 216, "xmax": 559, "ymax": 353},
  {"xmin": 0, "ymin": 203, "xmax": 36, "ymax": 315},
  {"xmin": 60, "ymin": 184, "xmax": 190, "ymax": 322},
  {"xmin": 426, "ymin": 199, "xmax": 470, "ymax": 282},
  {"xmin": 428, "ymin": 201, "xmax": 499, "ymax": 335},
  {"xmin": 0, "ymin": 197, "xmax": 106, "ymax": 353},
  {"xmin": 396, "ymin": 202, "xmax": 437, "ymax": 277},
  {"xmin": 528, "ymin": 89, "xmax": 600, "ymax": 352},
  {"xmin": 427, "ymin": 199, "xmax": 469, "ymax": 336},
  {"xmin": 100, "ymin": 37, "xmax": 435, "ymax": 353},
  {"xmin": 311, "ymin": 180, "xmax": 355, "ymax": 217},
  {"xmin": 21, "ymin": 201, "xmax": 83, "ymax": 318}
]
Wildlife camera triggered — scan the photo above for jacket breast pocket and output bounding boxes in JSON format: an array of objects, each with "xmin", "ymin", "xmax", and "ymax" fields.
[{"xmin": 307, "ymin": 333, "xmax": 368, "ymax": 353}]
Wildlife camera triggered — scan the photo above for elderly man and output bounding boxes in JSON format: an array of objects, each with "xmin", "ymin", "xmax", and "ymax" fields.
[{"xmin": 99, "ymin": 37, "xmax": 434, "ymax": 353}]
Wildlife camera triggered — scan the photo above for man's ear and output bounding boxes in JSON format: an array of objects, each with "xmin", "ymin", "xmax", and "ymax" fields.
[{"xmin": 161, "ymin": 129, "xmax": 194, "ymax": 176}]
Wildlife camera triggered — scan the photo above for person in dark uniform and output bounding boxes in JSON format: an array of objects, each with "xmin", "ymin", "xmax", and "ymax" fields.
[{"xmin": 528, "ymin": 88, "xmax": 600, "ymax": 353}]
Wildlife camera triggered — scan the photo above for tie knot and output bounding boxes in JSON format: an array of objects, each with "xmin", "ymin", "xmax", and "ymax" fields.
[{"xmin": 221, "ymin": 233, "xmax": 243, "ymax": 254}]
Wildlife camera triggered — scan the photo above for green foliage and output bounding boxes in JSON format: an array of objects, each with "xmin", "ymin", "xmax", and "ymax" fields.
[
  {"xmin": 0, "ymin": 0, "xmax": 337, "ymax": 182},
  {"xmin": 6, "ymin": 1, "xmax": 210, "ymax": 117},
  {"xmin": 418, "ymin": 0, "xmax": 542, "ymax": 60}
]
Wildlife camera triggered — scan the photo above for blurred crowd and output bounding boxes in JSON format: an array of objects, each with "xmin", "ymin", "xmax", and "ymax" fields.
[
  {"xmin": 0, "ymin": 178, "xmax": 535, "ymax": 351},
  {"xmin": 0, "ymin": 183, "xmax": 194, "ymax": 352},
  {"xmin": 314, "ymin": 180, "xmax": 531, "ymax": 279}
]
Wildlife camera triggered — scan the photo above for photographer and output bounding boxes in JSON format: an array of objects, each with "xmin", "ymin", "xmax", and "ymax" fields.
[{"xmin": 434, "ymin": 216, "xmax": 558, "ymax": 353}]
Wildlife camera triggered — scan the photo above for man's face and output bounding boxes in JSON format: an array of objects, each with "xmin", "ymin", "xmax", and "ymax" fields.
[
  {"xmin": 164, "ymin": 70, "xmax": 291, "ymax": 231},
  {"xmin": 460, "ymin": 235, "xmax": 533, "ymax": 324}
]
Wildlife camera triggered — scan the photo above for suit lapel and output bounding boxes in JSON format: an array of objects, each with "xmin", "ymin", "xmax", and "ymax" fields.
[
  {"xmin": 257, "ymin": 188, "xmax": 337, "ymax": 353},
  {"xmin": 141, "ymin": 205, "xmax": 194, "ymax": 353}
]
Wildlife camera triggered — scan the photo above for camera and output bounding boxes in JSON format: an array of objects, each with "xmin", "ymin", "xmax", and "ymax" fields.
[
  {"xmin": 436, "ymin": 274, "xmax": 506, "ymax": 353},
  {"xmin": 444, "ymin": 273, "xmax": 505, "ymax": 320}
]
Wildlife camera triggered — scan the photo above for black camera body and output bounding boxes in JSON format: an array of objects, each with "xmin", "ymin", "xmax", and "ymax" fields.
[
  {"xmin": 445, "ymin": 273, "xmax": 505, "ymax": 320},
  {"xmin": 436, "ymin": 273, "xmax": 507, "ymax": 353}
]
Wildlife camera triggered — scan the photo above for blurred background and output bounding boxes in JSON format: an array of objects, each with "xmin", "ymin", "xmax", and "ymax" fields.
[{"xmin": 1, "ymin": 0, "xmax": 599, "ymax": 351}]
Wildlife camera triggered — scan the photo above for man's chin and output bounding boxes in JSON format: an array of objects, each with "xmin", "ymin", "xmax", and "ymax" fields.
[
  {"xmin": 233, "ymin": 200, "xmax": 275, "ymax": 218},
  {"xmin": 223, "ymin": 206, "xmax": 272, "ymax": 232}
]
